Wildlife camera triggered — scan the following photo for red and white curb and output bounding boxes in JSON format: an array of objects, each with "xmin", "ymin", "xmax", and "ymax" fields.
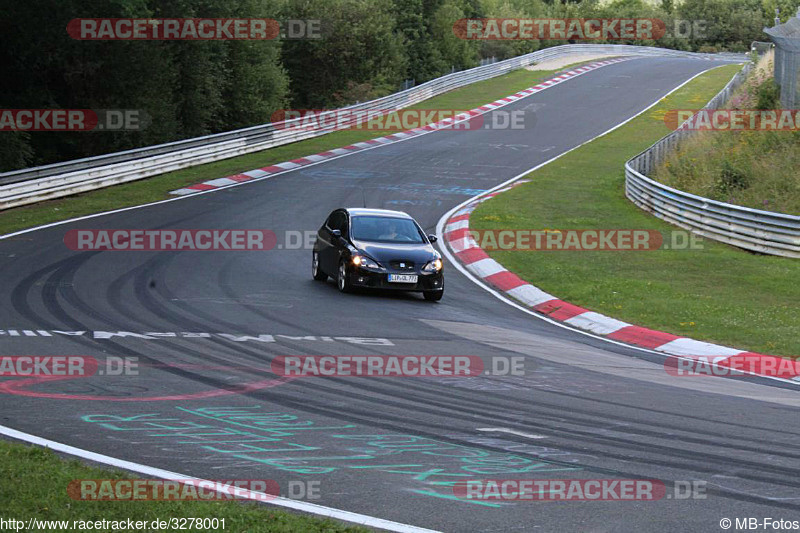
[
  {"xmin": 442, "ymin": 182, "xmax": 800, "ymax": 382},
  {"xmin": 170, "ymin": 58, "xmax": 631, "ymax": 196}
]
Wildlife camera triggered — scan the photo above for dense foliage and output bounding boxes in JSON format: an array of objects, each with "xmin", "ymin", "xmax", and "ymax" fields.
[{"xmin": 0, "ymin": 0, "xmax": 797, "ymax": 170}]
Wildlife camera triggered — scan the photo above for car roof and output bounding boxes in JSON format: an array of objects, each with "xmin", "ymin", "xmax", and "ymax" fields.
[{"xmin": 344, "ymin": 208, "xmax": 412, "ymax": 219}]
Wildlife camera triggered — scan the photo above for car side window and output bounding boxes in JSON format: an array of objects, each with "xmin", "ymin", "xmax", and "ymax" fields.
[
  {"xmin": 327, "ymin": 211, "xmax": 347, "ymax": 233},
  {"xmin": 326, "ymin": 211, "xmax": 340, "ymax": 230}
]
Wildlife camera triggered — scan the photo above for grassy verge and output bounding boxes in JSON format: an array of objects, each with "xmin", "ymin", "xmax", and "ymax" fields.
[
  {"xmin": 652, "ymin": 52, "xmax": 800, "ymax": 215},
  {"xmin": 0, "ymin": 439, "xmax": 365, "ymax": 532},
  {"xmin": 472, "ymin": 63, "xmax": 800, "ymax": 357},
  {"xmin": 0, "ymin": 61, "xmax": 596, "ymax": 236}
]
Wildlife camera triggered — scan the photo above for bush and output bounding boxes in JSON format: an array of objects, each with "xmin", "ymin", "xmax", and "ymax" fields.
[
  {"xmin": 653, "ymin": 64, "xmax": 800, "ymax": 215},
  {"xmin": 755, "ymin": 78, "xmax": 781, "ymax": 110},
  {"xmin": 716, "ymin": 159, "xmax": 749, "ymax": 195}
]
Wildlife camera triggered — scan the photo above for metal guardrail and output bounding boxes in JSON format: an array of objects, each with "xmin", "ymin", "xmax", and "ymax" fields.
[
  {"xmin": 625, "ymin": 62, "xmax": 800, "ymax": 258},
  {"xmin": 751, "ymin": 40, "xmax": 775, "ymax": 55},
  {"xmin": 0, "ymin": 44, "xmax": 742, "ymax": 211}
]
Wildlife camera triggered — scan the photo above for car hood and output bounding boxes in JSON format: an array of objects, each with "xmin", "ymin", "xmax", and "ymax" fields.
[{"xmin": 351, "ymin": 240, "xmax": 436, "ymax": 265}]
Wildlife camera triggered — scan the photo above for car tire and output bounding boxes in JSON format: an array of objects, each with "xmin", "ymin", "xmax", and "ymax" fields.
[
  {"xmin": 337, "ymin": 260, "xmax": 352, "ymax": 293},
  {"xmin": 312, "ymin": 251, "xmax": 327, "ymax": 281},
  {"xmin": 423, "ymin": 289, "xmax": 443, "ymax": 302}
]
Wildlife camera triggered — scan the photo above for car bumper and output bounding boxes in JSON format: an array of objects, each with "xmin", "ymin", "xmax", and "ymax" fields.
[{"xmin": 348, "ymin": 269, "xmax": 443, "ymax": 292}]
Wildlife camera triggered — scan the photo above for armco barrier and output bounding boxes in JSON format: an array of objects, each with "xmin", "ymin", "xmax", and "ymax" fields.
[
  {"xmin": 0, "ymin": 44, "xmax": 741, "ymax": 211},
  {"xmin": 624, "ymin": 63, "xmax": 800, "ymax": 258}
]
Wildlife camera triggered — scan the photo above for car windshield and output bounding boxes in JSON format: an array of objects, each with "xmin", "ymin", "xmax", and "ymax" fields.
[{"xmin": 350, "ymin": 216, "xmax": 425, "ymax": 243}]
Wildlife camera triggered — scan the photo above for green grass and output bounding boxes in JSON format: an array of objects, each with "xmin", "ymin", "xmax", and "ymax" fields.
[
  {"xmin": 472, "ymin": 63, "xmax": 800, "ymax": 357},
  {"xmin": 652, "ymin": 63, "xmax": 800, "ymax": 215},
  {"xmin": 652, "ymin": 55, "xmax": 800, "ymax": 215},
  {"xmin": 0, "ymin": 439, "xmax": 366, "ymax": 532},
  {"xmin": 0, "ymin": 62, "xmax": 592, "ymax": 237},
  {"xmin": 654, "ymin": 129, "xmax": 800, "ymax": 215}
]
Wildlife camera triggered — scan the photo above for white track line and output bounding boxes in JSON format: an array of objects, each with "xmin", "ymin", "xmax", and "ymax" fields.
[
  {"xmin": 0, "ymin": 425, "xmax": 440, "ymax": 533},
  {"xmin": 0, "ymin": 57, "xmax": 632, "ymax": 242},
  {"xmin": 0, "ymin": 57, "xmax": 765, "ymax": 532},
  {"xmin": 0, "ymin": 54, "xmax": 640, "ymax": 532},
  {"xmin": 435, "ymin": 63, "xmax": 798, "ymax": 387}
]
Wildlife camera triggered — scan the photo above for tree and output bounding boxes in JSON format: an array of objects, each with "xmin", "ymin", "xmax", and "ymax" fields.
[
  {"xmin": 0, "ymin": 0, "xmax": 289, "ymax": 168},
  {"xmin": 282, "ymin": 0, "xmax": 407, "ymax": 107}
]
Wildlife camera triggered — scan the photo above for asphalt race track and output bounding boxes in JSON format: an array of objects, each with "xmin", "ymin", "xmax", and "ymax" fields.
[{"xmin": 2, "ymin": 57, "xmax": 800, "ymax": 532}]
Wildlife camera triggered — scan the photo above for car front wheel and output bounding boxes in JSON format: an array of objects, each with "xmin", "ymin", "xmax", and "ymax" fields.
[
  {"xmin": 312, "ymin": 251, "xmax": 327, "ymax": 281},
  {"xmin": 337, "ymin": 260, "xmax": 352, "ymax": 293}
]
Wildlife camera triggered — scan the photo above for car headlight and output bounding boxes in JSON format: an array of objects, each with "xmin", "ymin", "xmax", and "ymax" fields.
[
  {"xmin": 422, "ymin": 258, "xmax": 443, "ymax": 272},
  {"xmin": 352, "ymin": 255, "xmax": 381, "ymax": 269}
]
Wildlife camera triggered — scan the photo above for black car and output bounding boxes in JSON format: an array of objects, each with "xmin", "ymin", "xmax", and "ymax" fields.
[{"xmin": 312, "ymin": 208, "xmax": 444, "ymax": 301}]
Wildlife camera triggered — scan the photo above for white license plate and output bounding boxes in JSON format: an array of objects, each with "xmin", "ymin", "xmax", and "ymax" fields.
[{"xmin": 388, "ymin": 274, "xmax": 418, "ymax": 283}]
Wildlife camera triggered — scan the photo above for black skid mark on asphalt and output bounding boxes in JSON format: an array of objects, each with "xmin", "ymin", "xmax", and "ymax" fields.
[
  {"xmin": 239, "ymin": 369, "xmax": 800, "ymax": 506},
  {"xmin": 249, "ymin": 379, "xmax": 800, "ymax": 510},
  {"xmin": 5, "ymin": 253, "xmax": 288, "ymax": 398},
  {"xmin": 215, "ymin": 256, "xmax": 312, "ymax": 331}
]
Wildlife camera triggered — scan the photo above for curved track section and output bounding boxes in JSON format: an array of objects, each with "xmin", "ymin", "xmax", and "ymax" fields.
[{"xmin": 2, "ymin": 57, "xmax": 800, "ymax": 532}]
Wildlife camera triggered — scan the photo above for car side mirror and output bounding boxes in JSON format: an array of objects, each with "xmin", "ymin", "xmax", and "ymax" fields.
[
  {"xmin": 331, "ymin": 229, "xmax": 342, "ymax": 238},
  {"xmin": 428, "ymin": 234, "xmax": 438, "ymax": 243}
]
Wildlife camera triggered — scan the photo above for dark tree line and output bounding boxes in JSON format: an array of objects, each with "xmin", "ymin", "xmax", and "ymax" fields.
[{"xmin": 0, "ymin": 0, "xmax": 796, "ymax": 171}]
